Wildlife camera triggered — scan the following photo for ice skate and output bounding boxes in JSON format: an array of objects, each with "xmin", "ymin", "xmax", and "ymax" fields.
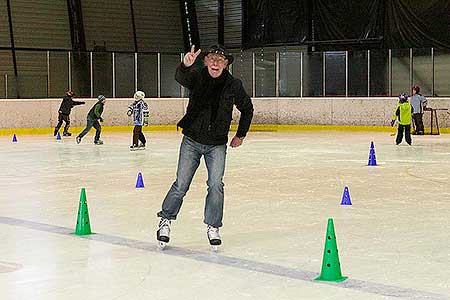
[
  {"xmin": 130, "ymin": 145, "xmax": 138, "ymax": 151},
  {"xmin": 157, "ymin": 218, "xmax": 171, "ymax": 249},
  {"xmin": 207, "ymin": 225, "xmax": 221, "ymax": 252},
  {"xmin": 76, "ymin": 136, "xmax": 81, "ymax": 144},
  {"xmin": 94, "ymin": 139, "xmax": 103, "ymax": 145},
  {"xmin": 63, "ymin": 132, "xmax": 72, "ymax": 136},
  {"xmin": 138, "ymin": 143, "xmax": 146, "ymax": 150}
]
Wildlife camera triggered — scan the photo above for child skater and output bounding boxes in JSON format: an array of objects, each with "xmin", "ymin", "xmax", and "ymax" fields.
[
  {"xmin": 54, "ymin": 91, "xmax": 85, "ymax": 136},
  {"xmin": 390, "ymin": 93, "xmax": 413, "ymax": 145},
  {"xmin": 76, "ymin": 95, "xmax": 106, "ymax": 145},
  {"xmin": 127, "ymin": 91, "xmax": 149, "ymax": 150}
]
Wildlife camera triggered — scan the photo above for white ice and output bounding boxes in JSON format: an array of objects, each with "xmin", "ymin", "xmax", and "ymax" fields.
[{"xmin": 1, "ymin": 130, "xmax": 450, "ymax": 300}]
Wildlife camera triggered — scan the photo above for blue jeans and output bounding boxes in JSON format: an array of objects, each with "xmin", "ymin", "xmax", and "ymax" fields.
[
  {"xmin": 78, "ymin": 117, "xmax": 101, "ymax": 142},
  {"xmin": 158, "ymin": 136, "xmax": 227, "ymax": 228}
]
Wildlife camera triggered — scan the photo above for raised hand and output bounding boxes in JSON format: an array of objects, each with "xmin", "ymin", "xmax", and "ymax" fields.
[{"xmin": 183, "ymin": 45, "xmax": 201, "ymax": 67}]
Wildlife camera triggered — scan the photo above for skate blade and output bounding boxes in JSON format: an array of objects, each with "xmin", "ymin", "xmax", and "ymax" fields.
[
  {"xmin": 157, "ymin": 241, "xmax": 167, "ymax": 250},
  {"xmin": 210, "ymin": 245, "xmax": 219, "ymax": 252}
]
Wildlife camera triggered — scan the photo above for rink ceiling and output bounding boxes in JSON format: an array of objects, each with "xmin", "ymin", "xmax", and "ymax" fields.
[{"xmin": 0, "ymin": 130, "xmax": 450, "ymax": 300}]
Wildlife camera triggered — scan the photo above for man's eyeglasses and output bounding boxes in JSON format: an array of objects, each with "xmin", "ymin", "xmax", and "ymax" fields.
[{"xmin": 206, "ymin": 54, "xmax": 227, "ymax": 64}]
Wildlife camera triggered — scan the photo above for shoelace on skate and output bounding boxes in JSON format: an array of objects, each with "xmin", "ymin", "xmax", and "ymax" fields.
[
  {"xmin": 159, "ymin": 219, "xmax": 170, "ymax": 232},
  {"xmin": 207, "ymin": 225, "xmax": 220, "ymax": 238}
]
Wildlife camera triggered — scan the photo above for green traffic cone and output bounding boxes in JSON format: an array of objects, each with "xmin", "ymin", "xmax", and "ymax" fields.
[
  {"xmin": 315, "ymin": 218, "xmax": 347, "ymax": 282},
  {"xmin": 75, "ymin": 188, "xmax": 92, "ymax": 235}
]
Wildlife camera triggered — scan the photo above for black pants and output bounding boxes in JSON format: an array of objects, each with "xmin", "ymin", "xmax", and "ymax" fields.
[
  {"xmin": 396, "ymin": 124, "xmax": 412, "ymax": 145},
  {"xmin": 55, "ymin": 113, "xmax": 70, "ymax": 133},
  {"xmin": 412, "ymin": 113, "xmax": 424, "ymax": 134},
  {"xmin": 78, "ymin": 118, "xmax": 101, "ymax": 142},
  {"xmin": 132, "ymin": 125, "xmax": 146, "ymax": 146}
]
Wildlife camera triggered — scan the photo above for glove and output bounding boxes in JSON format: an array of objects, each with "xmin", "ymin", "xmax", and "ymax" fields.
[
  {"xmin": 390, "ymin": 120, "xmax": 395, "ymax": 127},
  {"xmin": 127, "ymin": 109, "xmax": 132, "ymax": 116},
  {"xmin": 143, "ymin": 111, "xmax": 149, "ymax": 126}
]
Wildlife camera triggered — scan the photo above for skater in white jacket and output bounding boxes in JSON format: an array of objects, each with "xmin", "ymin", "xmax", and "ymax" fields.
[{"xmin": 127, "ymin": 91, "xmax": 149, "ymax": 150}]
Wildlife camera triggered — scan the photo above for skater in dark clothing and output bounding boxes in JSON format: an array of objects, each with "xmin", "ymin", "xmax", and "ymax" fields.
[
  {"xmin": 156, "ymin": 44, "xmax": 254, "ymax": 250},
  {"xmin": 76, "ymin": 95, "xmax": 106, "ymax": 145},
  {"xmin": 391, "ymin": 93, "xmax": 413, "ymax": 145},
  {"xmin": 54, "ymin": 91, "xmax": 85, "ymax": 136},
  {"xmin": 127, "ymin": 91, "xmax": 149, "ymax": 150}
]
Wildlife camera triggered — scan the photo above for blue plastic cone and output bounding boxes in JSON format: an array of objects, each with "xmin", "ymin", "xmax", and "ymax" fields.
[
  {"xmin": 12, "ymin": 134, "xmax": 17, "ymax": 142},
  {"xmin": 56, "ymin": 132, "xmax": 61, "ymax": 141},
  {"xmin": 340, "ymin": 186, "xmax": 352, "ymax": 205},
  {"xmin": 136, "ymin": 172, "xmax": 145, "ymax": 188},
  {"xmin": 368, "ymin": 142, "xmax": 377, "ymax": 166}
]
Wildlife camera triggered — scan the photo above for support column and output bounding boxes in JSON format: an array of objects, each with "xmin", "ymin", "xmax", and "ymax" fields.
[{"xmin": 180, "ymin": 0, "xmax": 201, "ymax": 52}]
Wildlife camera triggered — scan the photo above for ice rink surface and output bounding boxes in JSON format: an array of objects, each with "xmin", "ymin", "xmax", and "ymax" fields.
[{"xmin": 1, "ymin": 130, "xmax": 449, "ymax": 300}]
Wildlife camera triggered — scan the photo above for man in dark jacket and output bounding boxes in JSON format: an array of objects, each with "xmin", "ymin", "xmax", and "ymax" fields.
[
  {"xmin": 53, "ymin": 91, "xmax": 85, "ymax": 136},
  {"xmin": 76, "ymin": 95, "xmax": 106, "ymax": 145},
  {"xmin": 156, "ymin": 44, "xmax": 254, "ymax": 250}
]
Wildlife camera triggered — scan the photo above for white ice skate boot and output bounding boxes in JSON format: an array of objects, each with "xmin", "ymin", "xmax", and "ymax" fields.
[
  {"xmin": 157, "ymin": 218, "xmax": 171, "ymax": 249},
  {"xmin": 207, "ymin": 225, "xmax": 221, "ymax": 252}
]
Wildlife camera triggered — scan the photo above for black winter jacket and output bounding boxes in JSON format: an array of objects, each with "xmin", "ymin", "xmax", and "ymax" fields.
[
  {"xmin": 58, "ymin": 96, "xmax": 85, "ymax": 115},
  {"xmin": 175, "ymin": 64, "xmax": 254, "ymax": 145}
]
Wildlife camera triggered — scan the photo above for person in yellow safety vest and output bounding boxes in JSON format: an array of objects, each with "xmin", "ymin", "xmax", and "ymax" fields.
[{"xmin": 391, "ymin": 93, "xmax": 413, "ymax": 145}]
